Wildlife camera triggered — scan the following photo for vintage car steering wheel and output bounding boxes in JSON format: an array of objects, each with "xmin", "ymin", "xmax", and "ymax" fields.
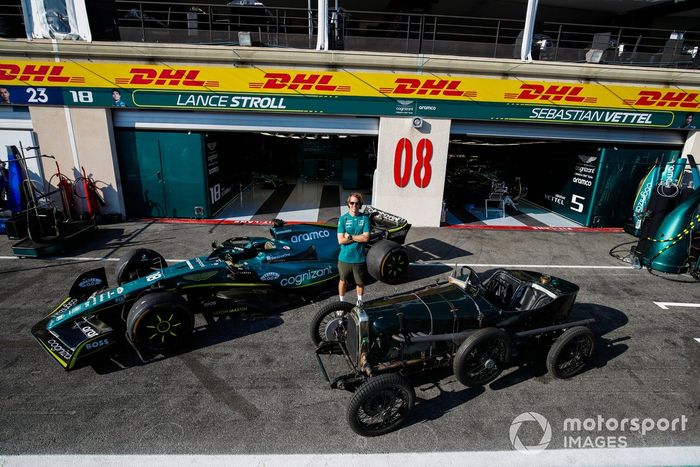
[{"xmin": 460, "ymin": 265, "xmax": 482, "ymax": 288}]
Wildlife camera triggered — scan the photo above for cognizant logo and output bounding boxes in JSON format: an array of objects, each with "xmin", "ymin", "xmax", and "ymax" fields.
[
  {"xmin": 280, "ymin": 266, "xmax": 333, "ymax": 286},
  {"xmin": 291, "ymin": 230, "xmax": 330, "ymax": 243}
]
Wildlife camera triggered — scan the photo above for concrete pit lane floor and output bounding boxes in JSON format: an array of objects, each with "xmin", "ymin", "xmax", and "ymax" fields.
[{"xmin": 0, "ymin": 220, "xmax": 698, "ymax": 464}]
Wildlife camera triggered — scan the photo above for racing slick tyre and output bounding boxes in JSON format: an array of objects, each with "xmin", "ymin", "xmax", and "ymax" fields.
[
  {"xmin": 453, "ymin": 328, "xmax": 511, "ymax": 387},
  {"xmin": 126, "ymin": 292, "xmax": 194, "ymax": 356},
  {"xmin": 310, "ymin": 301, "xmax": 355, "ymax": 346},
  {"xmin": 366, "ymin": 239, "xmax": 409, "ymax": 285},
  {"xmin": 116, "ymin": 248, "xmax": 167, "ymax": 285},
  {"xmin": 546, "ymin": 326, "xmax": 595, "ymax": 379},
  {"xmin": 347, "ymin": 373, "xmax": 415, "ymax": 437}
]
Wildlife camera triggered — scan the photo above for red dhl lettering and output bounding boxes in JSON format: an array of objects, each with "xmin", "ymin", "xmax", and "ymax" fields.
[
  {"xmin": 633, "ymin": 91, "xmax": 699, "ymax": 108},
  {"xmin": 259, "ymin": 73, "xmax": 344, "ymax": 91},
  {"xmin": 0, "ymin": 64, "xmax": 74, "ymax": 83},
  {"xmin": 123, "ymin": 68, "xmax": 205, "ymax": 86},
  {"xmin": 390, "ymin": 78, "xmax": 467, "ymax": 96},
  {"xmin": 514, "ymin": 84, "xmax": 588, "ymax": 102}
]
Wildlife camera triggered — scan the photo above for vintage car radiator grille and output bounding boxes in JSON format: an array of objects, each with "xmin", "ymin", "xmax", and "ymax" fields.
[{"xmin": 346, "ymin": 313, "xmax": 359, "ymax": 365}]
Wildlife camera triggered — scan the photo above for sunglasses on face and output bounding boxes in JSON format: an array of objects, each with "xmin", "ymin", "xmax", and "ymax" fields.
[{"xmin": 348, "ymin": 201, "xmax": 362, "ymax": 206}]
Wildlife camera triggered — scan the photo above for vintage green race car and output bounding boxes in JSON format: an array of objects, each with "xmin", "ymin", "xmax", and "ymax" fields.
[
  {"xmin": 313, "ymin": 267, "xmax": 595, "ymax": 436},
  {"xmin": 32, "ymin": 207, "xmax": 411, "ymax": 370}
]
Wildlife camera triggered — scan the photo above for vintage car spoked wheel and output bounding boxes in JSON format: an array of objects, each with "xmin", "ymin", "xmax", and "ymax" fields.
[
  {"xmin": 310, "ymin": 301, "xmax": 355, "ymax": 346},
  {"xmin": 115, "ymin": 248, "xmax": 168, "ymax": 285},
  {"xmin": 367, "ymin": 240, "xmax": 409, "ymax": 285},
  {"xmin": 547, "ymin": 326, "xmax": 595, "ymax": 379},
  {"xmin": 126, "ymin": 292, "xmax": 194, "ymax": 356},
  {"xmin": 347, "ymin": 374, "xmax": 415, "ymax": 437},
  {"xmin": 453, "ymin": 328, "xmax": 511, "ymax": 387}
]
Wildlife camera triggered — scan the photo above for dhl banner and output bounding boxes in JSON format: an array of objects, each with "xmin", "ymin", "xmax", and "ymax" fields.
[{"xmin": 0, "ymin": 60, "xmax": 698, "ymax": 129}]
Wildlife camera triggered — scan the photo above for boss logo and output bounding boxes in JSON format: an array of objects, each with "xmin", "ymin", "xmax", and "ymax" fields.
[
  {"xmin": 86, "ymin": 339, "xmax": 110, "ymax": 350},
  {"xmin": 260, "ymin": 272, "xmax": 281, "ymax": 281},
  {"xmin": 79, "ymin": 278, "xmax": 102, "ymax": 288}
]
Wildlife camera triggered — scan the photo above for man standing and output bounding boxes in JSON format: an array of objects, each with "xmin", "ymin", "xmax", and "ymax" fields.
[{"xmin": 337, "ymin": 192, "xmax": 370, "ymax": 306}]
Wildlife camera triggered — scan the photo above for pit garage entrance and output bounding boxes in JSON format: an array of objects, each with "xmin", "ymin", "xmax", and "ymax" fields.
[
  {"xmin": 447, "ymin": 122, "xmax": 686, "ymax": 228},
  {"xmin": 113, "ymin": 111, "xmax": 379, "ymax": 221}
]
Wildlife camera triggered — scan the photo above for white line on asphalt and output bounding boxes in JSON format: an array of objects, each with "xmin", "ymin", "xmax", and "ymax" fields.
[
  {"xmin": 695, "ymin": 338, "xmax": 700, "ymax": 344},
  {"xmin": 0, "ymin": 256, "xmax": 633, "ymax": 269},
  {"xmin": 412, "ymin": 262, "xmax": 632, "ymax": 269},
  {"xmin": 0, "ymin": 255, "xmax": 119, "ymax": 261},
  {"xmin": 0, "ymin": 256, "xmax": 186, "ymax": 263},
  {"xmin": 1, "ymin": 447, "xmax": 699, "ymax": 467},
  {"xmin": 653, "ymin": 301, "xmax": 700, "ymax": 310}
]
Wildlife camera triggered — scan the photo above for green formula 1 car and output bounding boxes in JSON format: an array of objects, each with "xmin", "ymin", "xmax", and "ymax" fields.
[{"xmin": 32, "ymin": 207, "xmax": 411, "ymax": 370}]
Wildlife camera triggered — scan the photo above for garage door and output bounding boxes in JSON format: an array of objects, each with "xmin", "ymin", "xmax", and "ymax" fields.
[
  {"xmin": 450, "ymin": 121, "xmax": 685, "ymax": 146},
  {"xmin": 113, "ymin": 110, "xmax": 379, "ymax": 135}
]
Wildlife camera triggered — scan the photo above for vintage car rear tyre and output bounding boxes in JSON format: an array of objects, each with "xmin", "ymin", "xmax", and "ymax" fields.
[
  {"xmin": 116, "ymin": 248, "xmax": 167, "ymax": 285},
  {"xmin": 347, "ymin": 373, "xmax": 415, "ymax": 437},
  {"xmin": 366, "ymin": 239, "xmax": 409, "ymax": 285},
  {"xmin": 310, "ymin": 301, "xmax": 355, "ymax": 346},
  {"xmin": 546, "ymin": 326, "xmax": 595, "ymax": 379},
  {"xmin": 126, "ymin": 292, "xmax": 194, "ymax": 356},
  {"xmin": 453, "ymin": 328, "xmax": 511, "ymax": 387}
]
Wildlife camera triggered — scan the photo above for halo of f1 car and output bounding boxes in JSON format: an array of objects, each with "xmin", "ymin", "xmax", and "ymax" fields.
[
  {"xmin": 313, "ymin": 267, "xmax": 596, "ymax": 436},
  {"xmin": 31, "ymin": 206, "xmax": 411, "ymax": 370}
]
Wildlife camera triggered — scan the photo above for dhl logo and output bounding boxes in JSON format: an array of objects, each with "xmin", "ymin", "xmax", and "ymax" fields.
[
  {"xmin": 0, "ymin": 64, "xmax": 85, "ymax": 84},
  {"xmin": 379, "ymin": 78, "xmax": 477, "ymax": 97},
  {"xmin": 505, "ymin": 84, "xmax": 597, "ymax": 103},
  {"xmin": 249, "ymin": 73, "xmax": 351, "ymax": 92},
  {"xmin": 114, "ymin": 68, "xmax": 219, "ymax": 87},
  {"xmin": 623, "ymin": 91, "xmax": 699, "ymax": 109}
]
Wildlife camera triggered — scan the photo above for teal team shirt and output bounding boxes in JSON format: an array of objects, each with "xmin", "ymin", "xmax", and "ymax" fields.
[{"xmin": 337, "ymin": 212, "xmax": 370, "ymax": 263}]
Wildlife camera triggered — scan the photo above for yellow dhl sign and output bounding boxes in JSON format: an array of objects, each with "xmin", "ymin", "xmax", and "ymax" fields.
[{"xmin": 1, "ymin": 60, "xmax": 699, "ymax": 110}]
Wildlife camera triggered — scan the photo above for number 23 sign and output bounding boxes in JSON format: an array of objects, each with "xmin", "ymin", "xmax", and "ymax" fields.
[{"xmin": 393, "ymin": 137, "xmax": 433, "ymax": 188}]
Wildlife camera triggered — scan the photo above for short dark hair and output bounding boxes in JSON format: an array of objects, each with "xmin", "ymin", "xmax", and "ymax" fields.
[{"xmin": 346, "ymin": 192, "xmax": 363, "ymax": 205}]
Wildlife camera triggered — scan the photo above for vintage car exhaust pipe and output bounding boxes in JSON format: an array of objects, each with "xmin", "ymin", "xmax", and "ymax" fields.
[{"xmin": 391, "ymin": 318, "xmax": 595, "ymax": 343}]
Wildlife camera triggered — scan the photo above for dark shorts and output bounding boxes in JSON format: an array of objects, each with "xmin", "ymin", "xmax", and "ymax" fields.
[{"xmin": 338, "ymin": 260, "xmax": 367, "ymax": 286}]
